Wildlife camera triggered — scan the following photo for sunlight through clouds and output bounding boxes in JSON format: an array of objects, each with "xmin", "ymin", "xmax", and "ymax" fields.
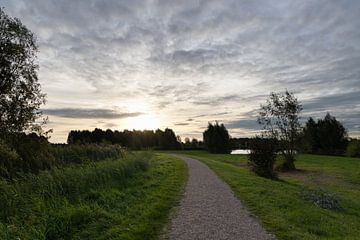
[{"xmin": 1, "ymin": 0, "xmax": 359, "ymax": 142}]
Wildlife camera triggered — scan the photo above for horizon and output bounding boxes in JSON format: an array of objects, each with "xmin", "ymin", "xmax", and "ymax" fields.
[{"xmin": 1, "ymin": 0, "xmax": 359, "ymax": 143}]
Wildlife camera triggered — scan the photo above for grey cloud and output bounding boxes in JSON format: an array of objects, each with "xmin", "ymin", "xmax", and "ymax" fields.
[
  {"xmin": 174, "ymin": 122, "xmax": 190, "ymax": 126},
  {"xmin": 192, "ymin": 94, "xmax": 240, "ymax": 105},
  {"xmin": 44, "ymin": 108, "xmax": 143, "ymax": 119},
  {"xmin": 226, "ymin": 119, "xmax": 260, "ymax": 130},
  {"xmin": 1, "ymin": 0, "xmax": 360, "ymax": 140},
  {"xmin": 303, "ymin": 91, "xmax": 360, "ymax": 111}
]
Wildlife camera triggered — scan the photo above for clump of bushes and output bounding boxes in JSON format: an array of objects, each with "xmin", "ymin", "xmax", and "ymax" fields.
[
  {"xmin": 301, "ymin": 187, "xmax": 342, "ymax": 211},
  {"xmin": 346, "ymin": 139, "xmax": 360, "ymax": 158},
  {"xmin": 0, "ymin": 133, "xmax": 55, "ymax": 178},
  {"xmin": 51, "ymin": 144, "xmax": 125, "ymax": 165},
  {"xmin": 0, "ymin": 133, "xmax": 126, "ymax": 179},
  {"xmin": 248, "ymin": 137, "xmax": 278, "ymax": 179},
  {"xmin": 0, "ymin": 140, "xmax": 21, "ymax": 178}
]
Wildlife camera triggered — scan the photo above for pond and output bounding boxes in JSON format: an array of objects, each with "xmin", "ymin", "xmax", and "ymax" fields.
[{"xmin": 230, "ymin": 149, "xmax": 250, "ymax": 155}]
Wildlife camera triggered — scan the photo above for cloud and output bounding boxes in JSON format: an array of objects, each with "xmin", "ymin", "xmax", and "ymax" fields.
[
  {"xmin": 226, "ymin": 119, "xmax": 260, "ymax": 130},
  {"xmin": 43, "ymin": 108, "xmax": 143, "ymax": 119},
  {"xmin": 303, "ymin": 90, "xmax": 360, "ymax": 111},
  {"xmin": 174, "ymin": 122, "xmax": 190, "ymax": 126},
  {"xmin": 1, "ymin": 0, "xmax": 360, "ymax": 141}
]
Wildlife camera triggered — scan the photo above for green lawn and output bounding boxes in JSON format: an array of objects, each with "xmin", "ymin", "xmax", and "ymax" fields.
[
  {"xmin": 0, "ymin": 152, "xmax": 187, "ymax": 240},
  {"xmin": 172, "ymin": 151, "xmax": 360, "ymax": 240}
]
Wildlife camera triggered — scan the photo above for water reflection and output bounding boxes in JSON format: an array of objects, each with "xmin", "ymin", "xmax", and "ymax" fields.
[{"xmin": 230, "ymin": 149, "xmax": 250, "ymax": 155}]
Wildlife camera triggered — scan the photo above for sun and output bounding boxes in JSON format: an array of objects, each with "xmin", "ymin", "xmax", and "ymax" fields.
[{"xmin": 130, "ymin": 114, "xmax": 159, "ymax": 130}]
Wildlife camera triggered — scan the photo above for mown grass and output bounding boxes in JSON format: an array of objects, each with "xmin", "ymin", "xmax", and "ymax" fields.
[
  {"xmin": 0, "ymin": 152, "xmax": 186, "ymax": 240},
  {"xmin": 173, "ymin": 151, "xmax": 360, "ymax": 240}
]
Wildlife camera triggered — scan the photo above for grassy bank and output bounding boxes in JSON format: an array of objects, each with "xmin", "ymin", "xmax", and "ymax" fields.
[
  {"xmin": 0, "ymin": 152, "xmax": 186, "ymax": 240},
  {"xmin": 175, "ymin": 151, "xmax": 360, "ymax": 240}
]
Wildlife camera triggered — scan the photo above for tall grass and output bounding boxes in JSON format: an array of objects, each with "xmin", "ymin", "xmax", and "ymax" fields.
[
  {"xmin": 50, "ymin": 144, "xmax": 126, "ymax": 165},
  {"xmin": 0, "ymin": 152, "xmax": 187, "ymax": 240},
  {"xmin": 0, "ymin": 152, "xmax": 150, "ymax": 225}
]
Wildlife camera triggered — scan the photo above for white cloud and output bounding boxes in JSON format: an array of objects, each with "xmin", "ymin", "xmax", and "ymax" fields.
[{"xmin": 1, "ymin": 0, "xmax": 359, "ymax": 141}]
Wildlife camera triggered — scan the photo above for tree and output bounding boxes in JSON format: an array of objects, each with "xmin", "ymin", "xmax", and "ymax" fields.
[
  {"xmin": 301, "ymin": 117, "xmax": 319, "ymax": 153},
  {"xmin": 258, "ymin": 90, "xmax": 302, "ymax": 171},
  {"xmin": 346, "ymin": 139, "xmax": 360, "ymax": 158},
  {"xmin": 0, "ymin": 8, "xmax": 46, "ymax": 136},
  {"xmin": 302, "ymin": 113, "xmax": 348, "ymax": 155},
  {"xmin": 203, "ymin": 122, "xmax": 230, "ymax": 153}
]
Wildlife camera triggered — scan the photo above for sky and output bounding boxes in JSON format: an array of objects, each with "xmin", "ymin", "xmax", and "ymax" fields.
[{"xmin": 1, "ymin": 0, "xmax": 360, "ymax": 143}]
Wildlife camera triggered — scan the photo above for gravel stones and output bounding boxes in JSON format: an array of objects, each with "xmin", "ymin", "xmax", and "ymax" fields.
[{"xmin": 168, "ymin": 155, "xmax": 276, "ymax": 240}]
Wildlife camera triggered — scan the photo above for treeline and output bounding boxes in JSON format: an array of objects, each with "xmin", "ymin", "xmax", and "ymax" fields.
[
  {"xmin": 300, "ymin": 113, "xmax": 349, "ymax": 155},
  {"xmin": 67, "ymin": 128, "xmax": 182, "ymax": 150}
]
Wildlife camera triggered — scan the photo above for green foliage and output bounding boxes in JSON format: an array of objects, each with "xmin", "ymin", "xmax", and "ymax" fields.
[
  {"xmin": 0, "ymin": 140, "xmax": 21, "ymax": 178},
  {"xmin": 51, "ymin": 144, "xmax": 125, "ymax": 165},
  {"xmin": 258, "ymin": 90, "xmax": 302, "ymax": 171},
  {"xmin": 203, "ymin": 121, "xmax": 231, "ymax": 153},
  {"xmin": 0, "ymin": 133, "xmax": 55, "ymax": 178},
  {"xmin": 0, "ymin": 7, "xmax": 46, "ymax": 135},
  {"xmin": 248, "ymin": 137, "xmax": 278, "ymax": 179},
  {"xmin": 0, "ymin": 153, "xmax": 186, "ymax": 239},
  {"xmin": 301, "ymin": 114, "xmax": 348, "ymax": 155},
  {"xmin": 14, "ymin": 133, "xmax": 55, "ymax": 174},
  {"xmin": 346, "ymin": 139, "xmax": 360, "ymax": 158}
]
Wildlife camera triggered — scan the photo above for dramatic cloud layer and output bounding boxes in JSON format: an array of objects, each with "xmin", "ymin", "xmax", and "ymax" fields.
[
  {"xmin": 43, "ymin": 108, "xmax": 142, "ymax": 119},
  {"xmin": 1, "ymin": 0, "xmax": 359, "ymax": 142}
]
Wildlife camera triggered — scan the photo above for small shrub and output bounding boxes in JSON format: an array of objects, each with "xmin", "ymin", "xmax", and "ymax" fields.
[
  {"xmin": 248, "ymin": 137, "xmax": 278, "ymax": 179},
  {"xmin": 346, "ymin": 139, "xmax": 360, "ymax": 158},
  {"xmin": 0, "ymin": 140, "xmax": 21, "ymax": 178},
  {"xmin": 14, "ymin": 133, "xmax": 56, "ymax": 174},
  {"xmin": 301, "ymin": 187, "xmax": 342, "ymax": 211}
]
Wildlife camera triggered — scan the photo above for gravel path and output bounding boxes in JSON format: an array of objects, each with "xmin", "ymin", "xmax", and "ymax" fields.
[{"xmin": 168, "ymin": 155, "xmax": 275, "ymax": 240}]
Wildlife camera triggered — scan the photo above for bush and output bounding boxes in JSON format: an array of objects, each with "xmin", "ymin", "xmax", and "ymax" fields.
[
  {"xmin": 248, "ymin": 137, "xmax": 278, "ymax": 179},
  {"xmin": 0, "ymin": 140, "xmax": 21, "ymax": 179},
  {"xmin": 346, "ymin": 139, "xmax": 360, "ymax": 158},
  {"xmin": 14, "ymin": 133, "xmax": 56, "ymax": 175},
  {"xmin": 50, "ymin": 144, "xmax": 125, "ymax": 165}
]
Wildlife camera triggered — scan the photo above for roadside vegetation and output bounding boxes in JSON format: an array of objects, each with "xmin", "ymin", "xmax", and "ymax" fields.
[
  {"xmin": 0, "ymin": 152, "xmax": 186, "ymax": 239},
  {"xmin": 176, "ymin": 151, "xmax": 360, "ymax": 239}
]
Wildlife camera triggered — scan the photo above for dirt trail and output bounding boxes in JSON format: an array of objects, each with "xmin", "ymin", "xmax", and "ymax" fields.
[{"xmin": 168, "ymin": 155, "xmax": 275, "ymax": 240}]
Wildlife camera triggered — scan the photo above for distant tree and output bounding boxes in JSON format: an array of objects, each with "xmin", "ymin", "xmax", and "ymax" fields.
[
  {"xmin": 191, "ymin": 138, "xmax": 199, "ymax": 149},
  {"xmin": 301, "ymin": 117, "xmax": 319, "ymax": 153},
  {"xmin": 258, "ymin": 90, "xmax": 302, "ymax": 171},
  {"xmin": 0, "ymin": 8, "xmax": 46, "ymax": 136},
  {"xmin": 346, "ymin": 139, "xmax": 360, "ymax": 158},
  {"xmin": 183, "ymin": 137, "xmax": 191, "ymax": 149},
  {"xmin": 317, "ymin": 113, "xmax": 348, "ymax": 155},
  {"xmin": 203, "ymin": 122, "xmax": 231, "ymax": 153},
  {"xmin": 302, "ymin": 113, "xmax": 348, "ymax": 155}
]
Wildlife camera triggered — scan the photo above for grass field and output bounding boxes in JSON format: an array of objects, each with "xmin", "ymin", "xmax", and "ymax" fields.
[
  {"xmin": 0, "ymin": 152, "xmax": 186, "ymax": 240},
  {"xmin": 174, "ymin": 151, "xmax": 360, "ymax": 240}
]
